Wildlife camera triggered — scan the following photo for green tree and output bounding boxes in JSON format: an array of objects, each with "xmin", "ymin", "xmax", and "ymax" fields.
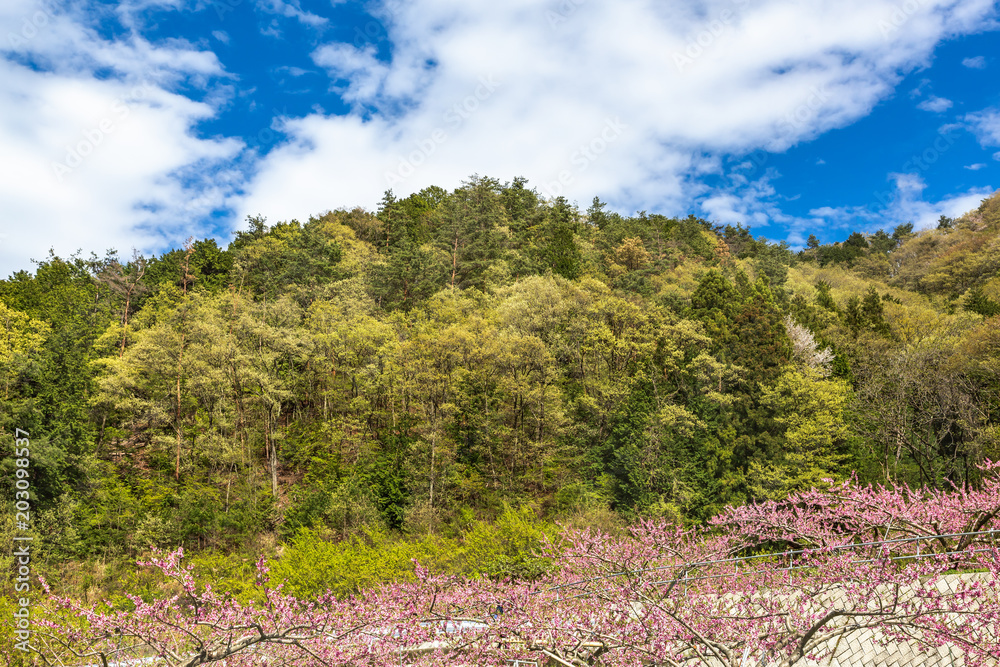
[
  {"xmin": 501, "ymin": 177, "xmax": 542, "ymax": 234},
  {"xmin": 731, "ymin": 278, "xmax": 792, "ymax": 385},
  {"xmin": 891, "ymin": 222, "xmax": 915, "ymax": 244},
  {"xmin": 815, "ymin": 280, "xmax": 838, "ymax": 313},
  {"xmin": 752, "ymin": 242, "xmax": 791, "ymax": 295},
  {"xmin": 541, "ymin": 197, "xmax": 582, "ymax": 280},
  {"xmin": 964, "ymin": 284, "xmax": 1000, "ymax": 318},
  {"xmin": 376, "ymin": 190, "xmax": 418, "ymax": 251},
  {"xmin": 369, "ymin": 243, "xmax": 448, "ymax": 311},
  {"xmin": 0, "ymin": 253, "xmax": 109, "ymax": 503},
  {"xmin": 586, "ymin": 196, "xmax": 610, "ymax": 230},
  {"xmin": 434, "ymin": 176, "xmax": 512, "ymax": 290},
  {"xmin": 230, "ymin": 219, "xmax": 343, "ymax": 301},
  {"xmin": 844, "ymin": 286, "xmax": 892, "ymax": 337},
  {"xmin": 0, "ymin": 301, "xmax": 49, "ymax": 400},
  {"xmin": 687, "ymin": 270, "xmax": 740, "ymax": 355},
  {"xmin": 869, "ymin": 230, "xmax": 895, "ymax": 255},
  {"xmin": 748, "ymin": 368, "xmax": 850, "ymax": 500},
  {"xmin": 145, "ymin": 239, "xmax": 232, "ymax": 293}
]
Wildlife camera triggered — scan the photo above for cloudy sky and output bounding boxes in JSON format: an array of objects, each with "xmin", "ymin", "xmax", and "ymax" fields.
[{"xmin": 1, "ymin": 0, "xmax": 999, "ymax": 275}]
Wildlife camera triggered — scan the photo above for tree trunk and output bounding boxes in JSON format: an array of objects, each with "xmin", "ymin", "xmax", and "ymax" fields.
[
  {"xmin": 267, "ymin": 417, "xmax": 278, "ymax": 498},
  {"xmin": 175, "ymin": 334, "xmax": 185, "ymax": 481},
  {"xmin": 429, "ymin": 429, "xmax": 436, "ymax": 507}
]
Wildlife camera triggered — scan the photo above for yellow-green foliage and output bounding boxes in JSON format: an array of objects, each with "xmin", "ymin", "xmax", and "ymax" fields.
[
  {"xmin": 269, "ymin": 506, "xmax": 554, "ymax": 598},
  {"xmin": 460, "ymin": 505, "xmax": 556, "ymax": 579},
  {"xmin": 748, "ymin": 368, "xmax": 851, "ymax": 501},
  {"xmin": 887, "ymin": 190, "xmax": 1000, "ymax": 296},
  {"xmin": 8, "ymin": 182, "xmax": 1000, "ymax": 580},
  {"xmin": 786, "ymin": 263, "xmax": 957, "ymax": 341},
  {"xmin": 0, "ymin": 596, "xmax": 17, "ymax": 664},
  {"xmin": 963, "ymin": 188, "xmax": 1000, "ymax": 230},
  {"xmin": 270, "ymin": 527, "xmax": 460, "ymax": 598},
  {"xmin": 787, "ymin": 264, "xmax": 890, "ymax": 303},
  {"xmin": 189, "ymin": 549, "xmax": 270, "ymax": 604},
  {"xmin": 0, "ymin": 300, "xmax": 50, "ymax": 399},
  {"xmin": 653, "ymin": 255, "xmax": 718, "ymax": 307}
]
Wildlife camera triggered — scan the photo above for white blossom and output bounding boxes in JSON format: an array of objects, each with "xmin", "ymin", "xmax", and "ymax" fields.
[{"xmin": 785, "ymin": 316, "xmax": 834, "ymax": 376}]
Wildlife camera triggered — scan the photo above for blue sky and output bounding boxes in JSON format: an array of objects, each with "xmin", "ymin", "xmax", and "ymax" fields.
[{"xmin": 1, "ymin": 0, "xmax": 999, "ymax": 275}]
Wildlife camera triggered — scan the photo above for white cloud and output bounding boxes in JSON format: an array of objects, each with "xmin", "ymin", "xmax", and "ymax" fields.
[
  {"xmin": 962, "ymin": 55, "xmax": 987, "ymax": 68},
  {"xmin": 965, "ymin": 163, "xmax": 987, "ymax": 170},
  {"xmin": 240, "ymin": 0, "xmax": 1000, "ymax": 228},
  {"xmin": 0, "ymin": 0, "xmax": 241, "ymax": 275},
  {"xmin": 701, "ymin": 169, "xmax": 794, "ymax": 229},
  {"xmin": 890, "ymin": 172, "xmax": 926, "ymax": 196},
  {"xmin": 3, "ymin": 0, "xmax": 1000, "ymax": 275},
  {"xmin": 211, "ymin": 30, "xmax": 229, "ymax": 44},
  {"xmin": 113, "ymin": 0, "xmax": 190, "ymax": 32},
  {"xmin": 807, "ymin": 173, "xmax": 994, "ymax": 232},
  {"xmin": 312, "ymin": 44, "xmax": 393, "ymax": 106},
  {"xmin": 255, "ymin": 0, "xmax": 328, "ymax": 28},
  {"xmin": 275, "ymin": 65, "xmax": 309, "ymax": 77},
  {"xmin": 966, "ymin": 107, "xmax": 1000, "ymax": 146},
  {"xmin": 696, "ymin": 165, "xmax": 830, "ymax": 247},
  {"xmin": 910, "ymin": 78, "xmax": 932, "ymax": 97},
  {"xmin": 734, "ymin": 168, "xmax": 996, "ymax": 249},
  {"xmin": 917, "ymin": 95, "xmax": 953, "ymax": 112}
]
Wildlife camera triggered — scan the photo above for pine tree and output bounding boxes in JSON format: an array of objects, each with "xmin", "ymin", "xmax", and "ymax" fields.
[
  {"xmin": 964, "ymin": 284, "xmax": 1000, "ymax": 318},
  {"xmin": 542, "ymin": 197, "xmax": 582, "ymax": 280}
]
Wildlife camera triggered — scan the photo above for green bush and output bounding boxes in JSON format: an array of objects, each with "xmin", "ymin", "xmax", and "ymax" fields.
[
  {"xmin": 270, "ymin": 527, "xmax": 460, "ymax": 598},
  {"xmin": 270, "ymin": 505, "xmax": 556, "ymax": 598},
  {"xmin": 460, "ymin": 505, "xmax": 555, "ymax": 579}
]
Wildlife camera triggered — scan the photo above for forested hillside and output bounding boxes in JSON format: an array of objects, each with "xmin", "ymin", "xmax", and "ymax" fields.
[{"xmin": 2, "ymin": 176, "xmax": 999, "ymax": 592}]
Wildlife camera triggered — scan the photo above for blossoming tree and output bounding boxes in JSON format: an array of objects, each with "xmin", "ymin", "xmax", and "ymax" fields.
[{"xmin": 35, "ymin": 464, "xmax": 1000, "ymax": 666}]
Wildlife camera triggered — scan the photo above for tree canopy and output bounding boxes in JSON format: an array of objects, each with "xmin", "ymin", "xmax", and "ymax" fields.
[{"xmin": 3, "ymin": 181, "xmax": 1000, "ymax": 629}]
